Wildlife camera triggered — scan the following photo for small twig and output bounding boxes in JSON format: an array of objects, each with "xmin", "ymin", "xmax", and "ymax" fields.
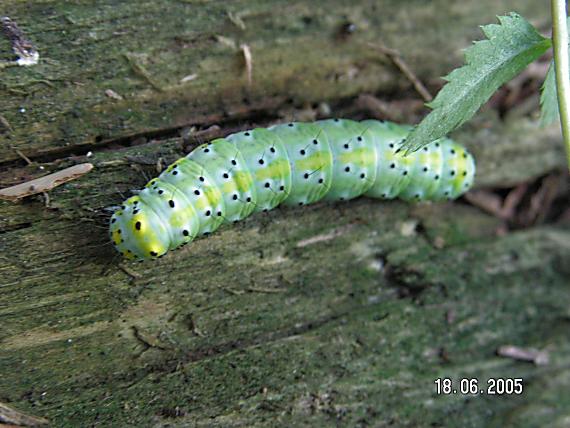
[
  {"xmin": 180, "ymin": 73, "xmax": 198, "ymax": 83},
  {"xmin": 119, "ymin": 264, "xmax": 142, "ymax": 280},
  {"xmin": 156, "ymin": 157, "xmax": 165, "ymax": 174},
  {"xmin": 18, "ymin": 79, "xmax": 54, "ymax": 88},
  {"xmin": 497, "ymin": 345, "xmax": 549, "ymax": 365},
  {"xmin": 0, "ymin": 114, "xmax": 14, "ymax": 133},
  {"xmin": 464, "ymin": 191, "xmax": 503, "ymax": 218},
  {"xmin": 218, "ymin": 286, "xmax": 244, "ymax": 295},
  {"xmin": 247, "ymin": 286, "xmax": 285, "ymax": 294},
  {"xmin": 13, "ymin": 149, "xmax": 33, "ymax": 166},
  {"xmin": 241, "ymin": 43, "xmax": 253, "ymax": 87},
  {"xmin": 97, "ymin": 159, "xmax": 128, "ymax": 168},
  {"xmin": 227, "ymin": 11, "xmax": 246, "ymax": 30},
  {"xmin": 522, "ymin": 174, "xmax": 561, "ymax": 225},
  {"xmin": 0, "ymin": 163, "xmax": 93, "ymax": 201},
  {"xmin": 124, "ymin": 53, "xmax": 165, "ymax": 92},
  {"xmin": 296, "ymin": 226, "xmax": 351, "ymax": 248},
  {"xmin": 464, "ymin": 184, "xmax": 527, "ymax": 221},
  {"xmin": 184, "ymin": 314, "xmax": 207, "ymax": 337},
  {"xmin": 215, "ymin": 35, "xmax": 238, "ymax": 50},
  {"xmin": 501, "ymin": 183, "xmax": 528, "ymax": 219},
  {"xmin": 367, "ymin": 42, "xmax": 433, "ymax": 103},
  {"xmin": 104, "ymin": 89, "xmax": 124, "ymax": 100},
  {"xmin": 41, "ymin": 191, "xmax": 50, "ymax": 208},
  {"xmin": 0, "ymin": 401, "xmax": 48, "ymax": 427}
]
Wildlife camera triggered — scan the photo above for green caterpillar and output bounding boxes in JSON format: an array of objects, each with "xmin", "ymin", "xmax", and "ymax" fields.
[{"xmin": 110, "ymin": 119, "xmax": 475, "ymax": 260}]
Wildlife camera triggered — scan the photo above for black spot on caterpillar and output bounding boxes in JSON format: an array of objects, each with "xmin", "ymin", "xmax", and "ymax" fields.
[{"xmin": 110, "ymin": 119, "xmax": 475, "ymax": 260}]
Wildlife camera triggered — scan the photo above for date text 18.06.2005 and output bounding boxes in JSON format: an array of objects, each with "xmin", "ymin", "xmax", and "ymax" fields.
[{"xmin": 434, "ymin": 378, "xmax": 523, "ymax": 395}]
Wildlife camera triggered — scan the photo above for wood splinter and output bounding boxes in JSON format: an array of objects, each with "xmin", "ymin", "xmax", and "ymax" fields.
[
  {"xmin": 0, "ymin": 401, "xmax": 48, "ymax": 427},
  {"xmin": 0, "ymin": 163, "xmax": 93, "ymax": 202},
  {"xmin": 241, "ymin": 43, "xmax": 253, "ymax": 86},
  {"xmin": 496, "ymin": 345, "xmax": 549, "ymax": 365}
]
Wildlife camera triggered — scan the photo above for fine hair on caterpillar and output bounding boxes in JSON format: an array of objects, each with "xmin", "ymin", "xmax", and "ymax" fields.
[{"xmin": 110, "ymin": 119, "xmax": 476, "ymax": 260}]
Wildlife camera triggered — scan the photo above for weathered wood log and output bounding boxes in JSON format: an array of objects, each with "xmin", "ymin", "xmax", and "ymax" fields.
[{"xmin": 1, "ymin": 1, "xmax": 569, "ymax": 427}]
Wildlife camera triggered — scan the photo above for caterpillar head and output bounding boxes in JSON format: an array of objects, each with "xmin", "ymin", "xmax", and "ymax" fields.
[{"xmin": 110, "ymin": 196, "xmax": 170, "ymax": 260}]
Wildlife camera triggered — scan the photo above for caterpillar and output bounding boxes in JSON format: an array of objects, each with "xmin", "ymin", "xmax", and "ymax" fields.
[{"xmin": 110, "ymin": 119, "xmax": 475, "ymax": 260}]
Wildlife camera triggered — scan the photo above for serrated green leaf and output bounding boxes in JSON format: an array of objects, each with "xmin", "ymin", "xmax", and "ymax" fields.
[
  {"xmin": 403, "ymin": 13, "xmax": 551, "ymax": 152},
  {"xmin": 540, "ymin": 61, "xmax": 559, "ymax": 126}
]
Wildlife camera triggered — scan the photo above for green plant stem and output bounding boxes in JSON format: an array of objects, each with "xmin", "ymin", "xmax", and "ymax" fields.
[{"xmin": 551, "ymin": 0, "xmax": 570, "ymax": 169}]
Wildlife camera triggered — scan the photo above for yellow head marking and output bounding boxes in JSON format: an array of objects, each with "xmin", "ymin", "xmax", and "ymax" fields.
[{"xmin": 112, "ymin": 228, "xmax": 122, "ymax": 245}]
